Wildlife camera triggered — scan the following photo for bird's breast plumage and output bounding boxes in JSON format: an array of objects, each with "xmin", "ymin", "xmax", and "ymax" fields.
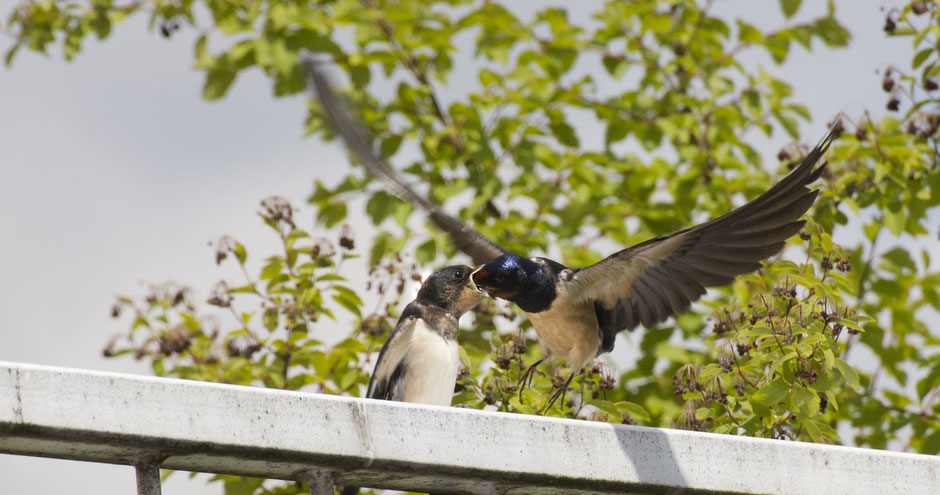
[
  {"xmin": 525, "ymin": 294, "xmax": 601, "ymax": 372},
  {"xmin": 401, "ymin": 319, "xmax": 460, "ymax": 406}
]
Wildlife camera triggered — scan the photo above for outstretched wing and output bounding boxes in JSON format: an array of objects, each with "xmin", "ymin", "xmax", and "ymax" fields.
[
  {"xmin": 565, "ymin": 130, "xmax": 835, "ymax": 351},
  {"xmin": 302, "ymin": 56, "xmax": 506, "ymax": 266}
]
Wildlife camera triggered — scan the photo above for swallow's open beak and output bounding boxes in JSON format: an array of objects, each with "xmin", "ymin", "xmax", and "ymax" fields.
[{"xmin": 470, "ymin": 265, "xmax": 487, "ymax": 293}]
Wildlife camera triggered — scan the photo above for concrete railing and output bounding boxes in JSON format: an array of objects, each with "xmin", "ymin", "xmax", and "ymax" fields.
[{"xmin": 1, "ymin": 361, "xmax": 938, "ymax": 494}]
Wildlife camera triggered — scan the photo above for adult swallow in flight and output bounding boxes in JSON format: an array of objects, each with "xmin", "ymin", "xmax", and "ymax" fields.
[{"xmin": 303, "ymin": 56, "xmax": 833, "ymax": 410}]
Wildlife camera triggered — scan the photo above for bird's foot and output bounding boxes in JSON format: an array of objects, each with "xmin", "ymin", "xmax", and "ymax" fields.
[
  {"xmin": 516, "ymin": 359, "xmax": 544, "ymax": 403},
  {"xmin": 542, "ymin": 372, "xmax": 576, "ymax": 413}
]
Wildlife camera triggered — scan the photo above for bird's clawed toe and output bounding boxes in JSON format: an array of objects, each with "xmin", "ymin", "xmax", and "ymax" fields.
[
  {"xmin": 516, "ymin": 359, "xmax": 544, "ymax": 403},
  {"xmin": 541, "ymin": 372, "xmax": 577, "ymax": 413}
]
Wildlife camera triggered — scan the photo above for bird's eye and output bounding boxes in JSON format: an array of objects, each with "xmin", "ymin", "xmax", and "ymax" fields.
[
  {"xmin": 454, "ymin": 270, "xmax": 463, "ymax": 279},
  {"xmin": 494, "ymin": 273, "xmax": 504, "ymax": 282}
]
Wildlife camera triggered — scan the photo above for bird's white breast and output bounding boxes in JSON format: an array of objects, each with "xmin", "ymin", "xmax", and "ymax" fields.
[{"xmin": 403, "ymin": 320, "xmax": 460, "ymax": 406}]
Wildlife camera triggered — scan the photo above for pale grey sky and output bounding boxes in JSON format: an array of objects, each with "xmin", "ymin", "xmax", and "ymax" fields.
[{"xmin": 0, "ymin": 1, "xmax": 931, "ymax": 494}]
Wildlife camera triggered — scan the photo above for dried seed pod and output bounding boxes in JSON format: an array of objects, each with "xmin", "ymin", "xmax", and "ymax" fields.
[
  {"xmin": 719, "ymin": 355, "xmax": 734, "ymax": 373},
  {"xmin": 831, "ymin": 323, "xmax": 844, "ymax": 339},
  {"xmin": 855, "ymin": 125, "xmax": 868, "ymax": 141},
  {"xmin": 882, "ymin": 71, "xmax": 895, "ymax": 92},
  {"xmin": 158, "ymin": 326, "xmax": 191, "ymax": 355},
  {"xmin": 884, "ymin": 15, "xmax": 896, "ymax": 33},
  {"xmin": 494, "ymin": 343, "xmax": 514, "ymax": 370}
]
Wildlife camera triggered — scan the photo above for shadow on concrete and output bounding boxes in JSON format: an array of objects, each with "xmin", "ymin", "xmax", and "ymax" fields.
[{"xmin": 613, "ymin": 424, "xmax": 690, "ymax": 493}]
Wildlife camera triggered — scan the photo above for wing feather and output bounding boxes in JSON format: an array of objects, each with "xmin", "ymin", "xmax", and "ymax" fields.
[
  {"xmin": 302, "ymin": 56, "xmax": 506, "ymax": 266},
  {"xmin": 367, "ymin": 316, "xmax": 416, "ymax": 401},
  {"xmin": 645, "ymin": 265, "xmax": 690, "ymax": 314},
  {"xmin": 569, "ymin": 129, "xmax": 835, "ymax": 345},
  {"xmin": 704, "ymin": 221, "xmax": 805, "ymax": 248}
]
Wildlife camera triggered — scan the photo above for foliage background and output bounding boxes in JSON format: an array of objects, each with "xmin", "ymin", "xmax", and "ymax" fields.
[{"xmin": 4, "ymin": 0, "xmax": 940, "ymax": 493}]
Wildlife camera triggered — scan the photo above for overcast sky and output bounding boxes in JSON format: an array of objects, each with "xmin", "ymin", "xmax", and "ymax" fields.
[{"xmin": 0, "ymin": 1, "xmax": 929, "ymax": 494}]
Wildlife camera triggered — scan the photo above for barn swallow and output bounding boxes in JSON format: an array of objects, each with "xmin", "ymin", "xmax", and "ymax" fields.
[
  {"xmin": 365, "ymin": 264, "xmax": 483, "ymax": 404},
  {"xmin": 343, "ymin": 265, "xmax": 483, "ymax": 495},
  {"xmin": 303, "ymin": 56, "xmax": 833, "ymax": 410},
  {"xmin": 470, "ymin": 135, "xmax": 830, "ymax": 407}
]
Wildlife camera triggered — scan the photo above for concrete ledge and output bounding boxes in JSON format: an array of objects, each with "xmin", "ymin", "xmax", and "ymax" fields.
[{"xmin": 0, "ymin": 361, "xmax": 937, "ymax": 494}]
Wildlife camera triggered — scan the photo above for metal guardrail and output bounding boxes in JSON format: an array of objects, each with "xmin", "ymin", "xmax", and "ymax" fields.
[{"xmin": 1, "ymin": 361, "xmax": 938, "ymax": 494}]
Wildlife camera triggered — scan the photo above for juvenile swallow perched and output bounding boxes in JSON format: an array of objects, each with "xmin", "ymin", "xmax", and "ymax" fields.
[
  {"xmin": 303, "ymin": 57, "xmax": 833, "ymax": 408},
  {"xmin": 365, "ymin": 265, "xmax": 483, "ymax": 405},
  {"xmin": 342, "ymin": 265, "xmax": 483, "ymax": 495}
]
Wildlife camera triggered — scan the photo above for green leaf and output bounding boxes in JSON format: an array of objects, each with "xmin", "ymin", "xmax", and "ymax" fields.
[
  {"xmin": 317, "ymin": 202, "xmax": 347, "ymax": 227},
  {"xmin": 834, "ymin": 318, "xmax": 865, "ymax": 334},
  {"xmin": 365, "ymin": 192, "xmax": 393, "ymax": 225},
  {"xmin": 883, "ymin": 247, "xmax": 915, "ymax": 271},
  {"xmin": 369, "ymin": 231, "xmax": 392, "ymax": 266},
  {"xmin": 233, "ymin": 243, "xmax": 247, "ymax": 264},
  {"xmin": 317, "ymin": 273, "xmax": 347, "ymax": 282},
  {"xmin": 152, "ymin": 358, "xmax": 165, "ymax": 376},
  {"xmin": 640, "ymin": 125, "xmax": 663, "ymax": 151},
  {"xmin": 92, "ymin": 14, "xmax": 111, "ymax": 40},
  {"xmin": 803, "ymin": 419, "xmax": 822, "ymax": 442},
  {"xmin": 616, "ymin": 401, "xmax": 651, "ymax": 422},
  {"xmin": 922, "ymin": 430, "xmax": 940, "ymax": 455},
  {"xmin": 332, "ymin": 286, "xmax": 363, "ymax": 317},
  {"xmin": 416, "ymin": 238, "xmax": 437, "ymax": 264},
  {"xmin": 737, "ymin": 20, "xmax": 763, "ymax": 43},
  {"xmin": 916, "ymin": 363, "xmax": 940, "ymax": 400},
  {"xmin": 349, "ymin": 63, "xmax": 370, "ymax": 87},
  {"xmin": 764, "ymin": 34, "xmax": 791, "ymax": 64},
  {"xmin": 819, "ymin": 232, "xmax": 833, "ymax": 252},
  {"xmin": 883, "ymin": 205, "xmax": 905, "ymax": 236},
  {"xmin": 203, "ymin": 67, "xmax": 237, "ymax": 101},
  {"xmin": 835, "ymin": 359, "xmax": 860, "ymax": 388},
  {"xmin": 4, "ymin": 42, "xmax": 21, "ymax": 67},
  {"xmin": 774, "ymin": 110, "xmax": 799, "ymax": 139},
  {"xmin": 263, "ymin": 307, "xmax": 279, "ymax": 332},
  {"xmin": 380, "ymin": 134, "xmax": 403, "ymax": 157},
  {"xmin": 779, "ymin": 0, "xmax": 801, "ymax": 18},
  {"xmin": 752, "ymin": 379, "xmax": 789, "ymax": 407},
  {"xmin": 299, "ymin": 287, "xmax": 321, "ymax": 308},
  {"xmin": 812, "ymin": 17, "xmax": 850, "ymax": 47},
  {"xmin": 653, "ymin": 342, "xmax": 690, "ymax": 363},
  {"xmin": 586, "ymin": 399, "xmax": 621, "ymax": 418},
  {"xmin": 913, "ymin": 48, "xmax": 932, "ymax": 69},
  {"xmin": 549, "ymin": 121, "xmax": 579, "ymax": 148},
  {"xmin": 605, "ymin": 119, "xmax": 629, "ymax": 146}
]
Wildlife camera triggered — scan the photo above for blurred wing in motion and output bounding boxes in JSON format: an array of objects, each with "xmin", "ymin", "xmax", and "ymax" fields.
[{"xmin": 301, "ymin": 56, "xmax": 507, "ymax": 266}]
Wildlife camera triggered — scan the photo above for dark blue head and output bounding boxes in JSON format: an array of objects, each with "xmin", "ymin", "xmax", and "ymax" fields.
[{"xmin": 471, "ymin": 254, "xmax": 560, "ymax": 313}]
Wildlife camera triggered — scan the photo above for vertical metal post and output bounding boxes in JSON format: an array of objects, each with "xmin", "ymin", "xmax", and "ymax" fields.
[
  {"xmin": 304, "ymin": 469, "xmax": 334, "ymax": 495},
  {"xmin": 135, "ymin": 462, "xmax": 162, "ymax": 495}
]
